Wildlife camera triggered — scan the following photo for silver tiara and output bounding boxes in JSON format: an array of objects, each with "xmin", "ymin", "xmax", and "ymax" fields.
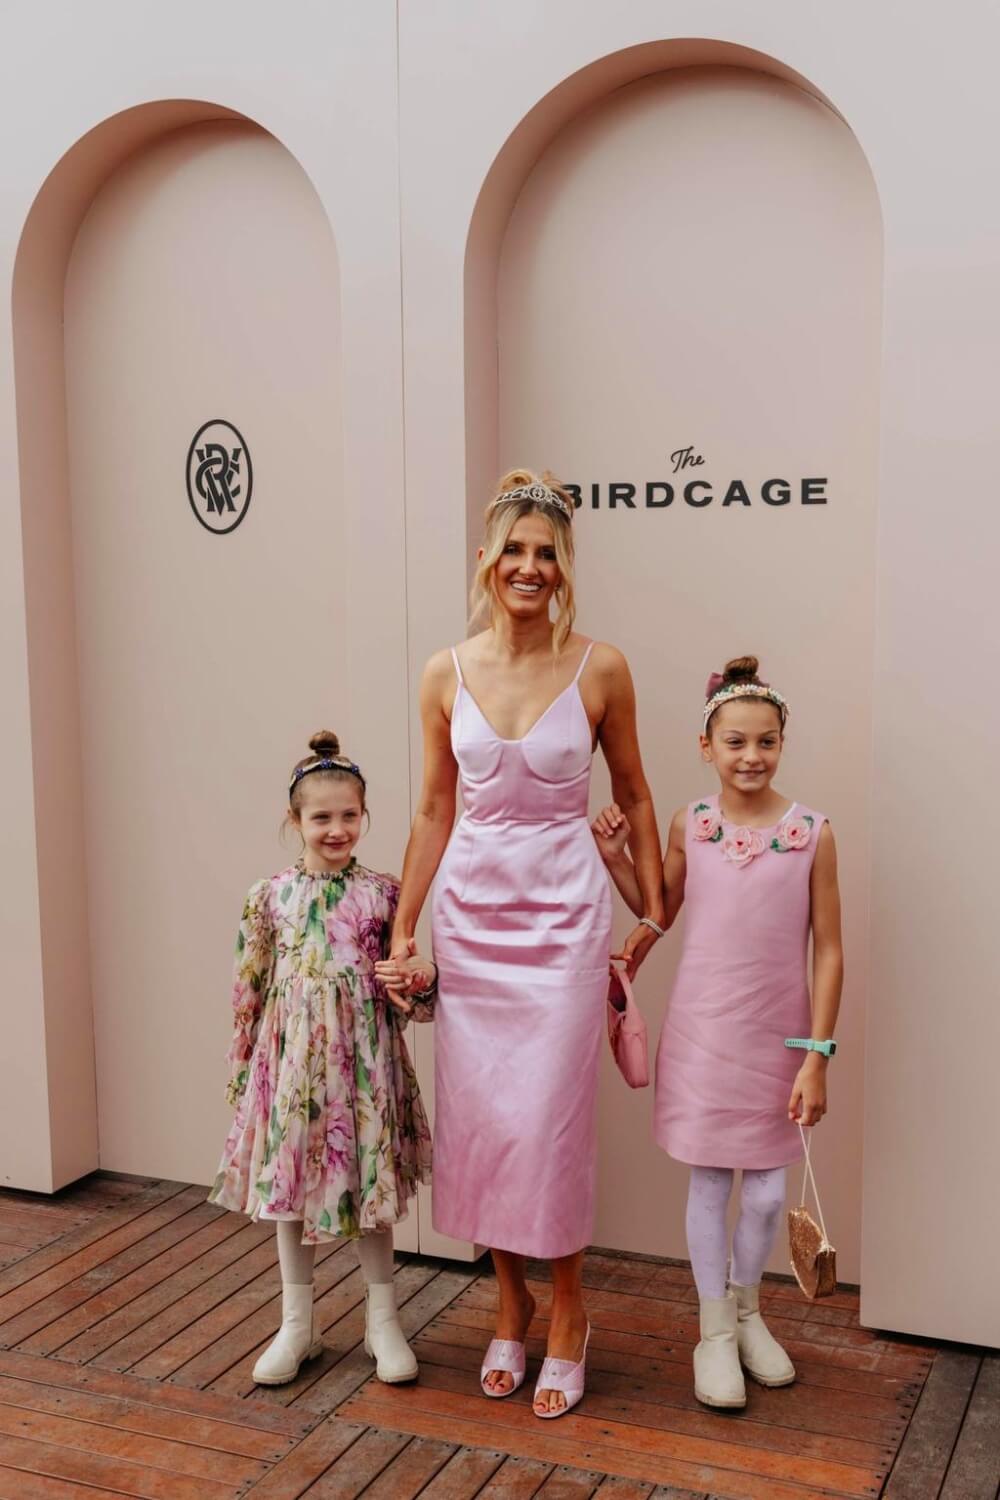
[{"xmin": 490, "ymin": 482, "xmax": 573, "ymax": 520}]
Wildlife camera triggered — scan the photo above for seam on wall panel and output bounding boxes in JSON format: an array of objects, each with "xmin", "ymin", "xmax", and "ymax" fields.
[{"xmin": 394, "ymin": 0, "xmax": 413, "ymax": 821}]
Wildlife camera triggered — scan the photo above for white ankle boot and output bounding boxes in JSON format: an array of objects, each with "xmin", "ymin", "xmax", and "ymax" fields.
[
  {"xmin": 364, "ymin": 1280, "xmax": 418, "ymax": 1383},
  {"xmin": 694, "ymin": 1292, "xmax": 746, "ymax": 1409},
  {"xmin": 731, "ymin": 1281, "xmax": 795, "ymax": 1387},
  {"xmin": 253, "ymin": 1282, "xmax": 323, "ymax": 1385}
]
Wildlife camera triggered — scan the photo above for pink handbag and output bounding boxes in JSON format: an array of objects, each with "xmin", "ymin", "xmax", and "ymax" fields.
[{"xmin": 606, "ymin": 961, "xmax": 649, "ymax": 1088}]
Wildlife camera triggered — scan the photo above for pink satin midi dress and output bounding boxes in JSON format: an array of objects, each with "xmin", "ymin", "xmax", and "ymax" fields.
[
  {"xmin": 655, "ymin": 794, "xmax": 826, "ymax": 1169},
  {"xmin": 431, "ymin": 642, "xmax": 613, "ymax": 1258}
]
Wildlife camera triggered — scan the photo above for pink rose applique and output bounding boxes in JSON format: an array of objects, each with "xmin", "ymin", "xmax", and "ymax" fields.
[
  {"xmin": 723, "ymin": 827, "xmax": 767, "ymax": 867},
  {"xmin": 772, "ymin": 813, "xmax": 815, "ymax": 853},
  {"xmin": 693, "ymin": 802, "xmax": 723, "ymax": 842}
]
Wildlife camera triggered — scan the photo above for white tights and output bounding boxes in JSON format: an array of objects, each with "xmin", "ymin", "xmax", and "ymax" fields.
[
  {"xmin": 685, "ymin": 1165, "xmax": 787, "ymax": 1300},
  {"xmin": 275, "ymin": 1219, "xmax": 394, "ymax": 1286}
]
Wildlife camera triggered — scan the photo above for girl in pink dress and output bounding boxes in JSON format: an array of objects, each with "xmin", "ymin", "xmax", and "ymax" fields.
[
  {"xmin": 376, "ymin": 470, "xmax": 665, "ymax": 1419},
  {"xmin": 593, "ymin": 657, "xmax": 843, "ymax": 1411}
]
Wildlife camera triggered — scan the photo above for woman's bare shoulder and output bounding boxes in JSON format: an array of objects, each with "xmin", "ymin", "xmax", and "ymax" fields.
[{"xmin": 584, "ymin": 639, "xmax": 630, "ymax": 676}]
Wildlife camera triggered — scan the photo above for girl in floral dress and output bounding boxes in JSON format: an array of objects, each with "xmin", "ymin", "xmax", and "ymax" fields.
[
  {"xmin": 210, "ymin": 731, "xmax": 433, "ymax": 1386},
  {"xmin": 592, "ymin": 658, "xmax": 843, "ymax": 1411}
]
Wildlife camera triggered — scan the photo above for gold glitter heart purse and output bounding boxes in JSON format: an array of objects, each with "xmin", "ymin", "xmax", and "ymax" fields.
[{"xmin": 788, "ymin": 1124, "xmax": 837, "ymax": 1299}]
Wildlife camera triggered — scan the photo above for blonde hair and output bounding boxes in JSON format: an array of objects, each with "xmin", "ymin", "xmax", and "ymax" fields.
[{"xmin": 469, "ymin": 469, "xmax": 577, "ymax": 653}]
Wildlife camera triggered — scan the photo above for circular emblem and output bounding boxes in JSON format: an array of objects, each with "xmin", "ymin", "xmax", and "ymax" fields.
[{"xmin": 186, "ymin": 419, "xmax": 253, "ymax": 534}]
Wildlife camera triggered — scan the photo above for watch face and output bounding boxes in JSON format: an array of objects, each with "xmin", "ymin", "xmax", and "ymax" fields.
[{"xmin": 827, "ymin": 1041, "xmax": 838, "ymax": 1056}]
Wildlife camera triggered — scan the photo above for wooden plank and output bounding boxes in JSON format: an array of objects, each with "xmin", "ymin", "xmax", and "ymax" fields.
[
  {"xmin": 0, "ymin": 1402, "xmax": 267, "ymax": 1485},
  {"xmin": 240, "ymin": 1418, "xmax": 366, "ymax": 1498},
  {"xmin": 342, "ymin": 1433, "xmax": 455, "ymax": 1498},
  {"xmin": 212, "ymin": 1260, "xmax": 446, "ymax": 1404},
  {"xmin": 19, "ymin": 1206, "xmax": 249, "ymax": 1357},
  {"xmin": 282, "ymin": 1266, "xmax": 477, "ymax": 1414},
  {"xmin": 413, "ymin": 1327, "xmax": 912, "ymax": 1444},
  {"xmin": 165, "ymin": 1248, "xmax": 372, "ymax": 1389},
  {"xmin": 0, "ymin": 1431, "xmax": 238, "ymax": 1500},
  {"xmin": 90, "ymin": 1226, "xmax": 282, "ymax": 1371},
  {"xmin": 203, "ymin": 1260, "xmax": 437, "ymax": 1398},
  {"xmin": 433, "ymin": 1301, "xmax": 930, "ymax": 1392},
  {"xmin": 533, "ymin": 1464, "xmax": 605, "ymax": 1497},
  {"xmin": 939, "ymin": 1352, "xmax": 1000, "ymax": 1500},
  {"xmin": 340, "ymin": 1386, "xmax": 868, "ymax": 1500},
  {"xmin": 0, "ymin": 1469, "xmax": 120, "ymax": 1499},
  {"xmin": 0, "ymin": 1349, "xmax": 314, "ymax": 1438},
  {"xmin": 408, "ymin": 1443, "xmax": 506, "ymax": 1499},
  {"xmin": 125, "ymin": 1237, "xmax": 347, "ymax": 1381},
  {"xmin": 590, "ymin": 1478, "xmax": 658, "ymax": 1500},
  {"xmin": 300, "ymin": 1426, "xmax": 411, "ymax": 1496},
  {"xmin": 0, "ymin": 1372, "xmax": 293, "ymax": 1462},
  {"xmin": 458, "ymin": 1280, "xmax": 938, "ymax": 1361},
  {"xmin": 396, "ymin": 1359, "xmax": 892, "ymax": 1476},
  {"xmin": 477, "ymin": 1454, "xmax": 559, "ymax": 1498},
  {"xmin": 10, "ymin": 1200, "xmax": 232, "ymax": 1354},
  {"xmin": 884, "ymin": 1349, "xmax": 981, "ymax": 1498},
  {"xmin": 0, "ymin": 1183, "xmax": 196, "ymax": 1331},
  {"xmin": 56, "ymin": 1216, "xmax": 268, "ymax": 1365}
]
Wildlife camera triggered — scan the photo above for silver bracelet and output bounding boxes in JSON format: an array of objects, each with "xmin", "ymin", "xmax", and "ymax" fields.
[{"xmin": 639, "ymin": 915, "xmax": 665, "ymax": 939}]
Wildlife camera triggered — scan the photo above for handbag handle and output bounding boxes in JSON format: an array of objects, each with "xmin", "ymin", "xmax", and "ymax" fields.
[{"xmin": 797, "ymin": 1123, "xmax": 830, "ymax": 1244}]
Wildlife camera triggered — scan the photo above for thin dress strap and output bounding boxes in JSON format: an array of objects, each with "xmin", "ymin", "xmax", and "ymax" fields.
[
  {"xmin": 450, "ymin": 647, "xmax": 465, "ymax": 686},
  {"xmin": 572, "ymin": 641, "xmax": 595, "ymax": 684}
]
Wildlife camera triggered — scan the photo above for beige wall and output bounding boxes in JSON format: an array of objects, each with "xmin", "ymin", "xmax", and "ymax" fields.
[
  {"xmin": 491, "ymin": 65, "xmax": 880, "ymax": 1281},
  {"xmin": 1, "ymin": 1, "xmax": 997, "ymax": 1343}
]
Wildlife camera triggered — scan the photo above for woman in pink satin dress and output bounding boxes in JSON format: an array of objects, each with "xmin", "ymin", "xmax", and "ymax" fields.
[{"xmin": 376, "ymin": 469, "xmax": 664, "ymax": 1418}]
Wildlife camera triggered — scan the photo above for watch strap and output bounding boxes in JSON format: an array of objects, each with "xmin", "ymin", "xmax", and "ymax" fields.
[{"xmin": 785, "ymin": 1037, "xmax": 837, "ymax": 1057}]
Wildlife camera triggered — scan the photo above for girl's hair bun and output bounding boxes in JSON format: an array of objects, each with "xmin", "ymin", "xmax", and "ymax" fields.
[
  {"xmin": 723, "ymin": 656, "xmax": 761, "ymax": 684},
  {"xmin": 308, "ymin": 729, "xmax": 340, "ymax": 757}
]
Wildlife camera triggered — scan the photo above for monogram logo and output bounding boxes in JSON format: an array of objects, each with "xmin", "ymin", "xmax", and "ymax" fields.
[{"xmin": 186, "ymin": 420, "xmax": 253, "ymax": 534}]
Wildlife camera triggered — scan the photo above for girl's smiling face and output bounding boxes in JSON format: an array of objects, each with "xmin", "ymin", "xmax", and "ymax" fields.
[
  {"xmin": 291, "ymin": 777, "xmax": 365, "ymax": 871},
  {"xmin": 701, "ymin": 698, "xmax": 784, "ymax": 797},
  {"xmin": 486, "ymin": 513, "xmax": 561, "ymax": 620}
]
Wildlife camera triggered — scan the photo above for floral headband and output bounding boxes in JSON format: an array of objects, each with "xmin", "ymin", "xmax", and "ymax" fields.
[
  {"xmin": 702, "ymin": 673, "xmax": 790, "ymax": 733},
  {"xmin": 289, "ymin": 756, "xmax": 365, "ymax": 796}
]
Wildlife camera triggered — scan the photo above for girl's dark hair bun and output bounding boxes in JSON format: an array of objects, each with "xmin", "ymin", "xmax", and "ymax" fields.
[
  {"xmin": 723, "ymin": 656, "xmax": 761, "ymax": 684},
  {"xmin": 308, "ymin": 729, "xmax": 340, "ymax": 757}
]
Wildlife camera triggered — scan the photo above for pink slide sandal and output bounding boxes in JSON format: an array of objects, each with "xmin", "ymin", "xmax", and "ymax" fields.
[
  {"xmin": 533, "ymin": 1324, "xmax": 591, "ymax": 1418},
  {"xmin": 480, "ymin": 1338, "xmax": 526, "ymax": 1398}
]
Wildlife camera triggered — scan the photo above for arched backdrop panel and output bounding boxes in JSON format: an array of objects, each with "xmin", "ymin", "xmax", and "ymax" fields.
[
  {"xmin": 472, "ymin": 63, "xmax": 881, "ymax": 1278},
  {"xmin": 12, "ymin": 115, "xmax": 345, "ymax": 1185}
]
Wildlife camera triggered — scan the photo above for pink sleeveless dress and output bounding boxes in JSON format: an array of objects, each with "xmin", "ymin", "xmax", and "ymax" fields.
[
  {"xmin": 654, "ymin": 793, "xmax": 826, "ymax": 1169},
  {"xmin": 431, "ymin": 643, "xmax": 612, "ymax": 1258}
]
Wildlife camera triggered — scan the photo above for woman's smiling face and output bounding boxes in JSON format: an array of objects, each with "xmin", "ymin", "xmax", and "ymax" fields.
[{"xmin": 489, "ymin": 512, "xmax": 560, "ymax": 620}]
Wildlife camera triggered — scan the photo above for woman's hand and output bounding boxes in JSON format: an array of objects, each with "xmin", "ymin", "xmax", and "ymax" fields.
[
  {"xmin": 788, "ymin": 1055, "xmax": 828, "ymax": 1126},
  {"xmin": 591, "ymin": 803, "xmax": 632, "ymax": 861},
  {"xmin": 613, "ymin": 921, "xmax": 658, "ymax": 979}
]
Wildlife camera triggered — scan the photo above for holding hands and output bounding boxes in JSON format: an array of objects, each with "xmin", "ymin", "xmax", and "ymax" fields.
[
  {"xmin": 591, "ymin": 802, "xmax": 631, "ymax": 859},
  {"xmin": 375, "ymin": 938, "xmax": 437, "ymax": 1019},
  {"xmin": 591, "ymin": 802, "xmax": 663, "ymax": 978}
]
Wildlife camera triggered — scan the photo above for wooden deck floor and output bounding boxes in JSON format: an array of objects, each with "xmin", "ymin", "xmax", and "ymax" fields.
[{"xmin": 0, "ymin": 1175, "xmax": 995, "ymax": 1500}]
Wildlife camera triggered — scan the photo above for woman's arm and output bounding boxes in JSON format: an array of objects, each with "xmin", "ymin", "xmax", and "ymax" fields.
[
  {"xmin": 390, "ymin": 651, "xmax": 458, "ymax": 950},
  {"xmin": 593, "ymin": 645, "xmax": 665, "ymax": 973},
  {"xmin": 788, "ymin": 822, "xmax": 843, "ymax": 1126}
]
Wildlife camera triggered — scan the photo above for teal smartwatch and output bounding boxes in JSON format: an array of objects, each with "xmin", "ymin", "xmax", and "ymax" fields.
[{"xmin": 785, "ymin": 1037, "xmax": 837, "ymax": 1058}]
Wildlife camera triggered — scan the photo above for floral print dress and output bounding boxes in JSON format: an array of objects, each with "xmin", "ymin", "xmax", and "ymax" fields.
[{"xmin": 209, "ymin": 860, "xmax": 432, "ymax": 1243}]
